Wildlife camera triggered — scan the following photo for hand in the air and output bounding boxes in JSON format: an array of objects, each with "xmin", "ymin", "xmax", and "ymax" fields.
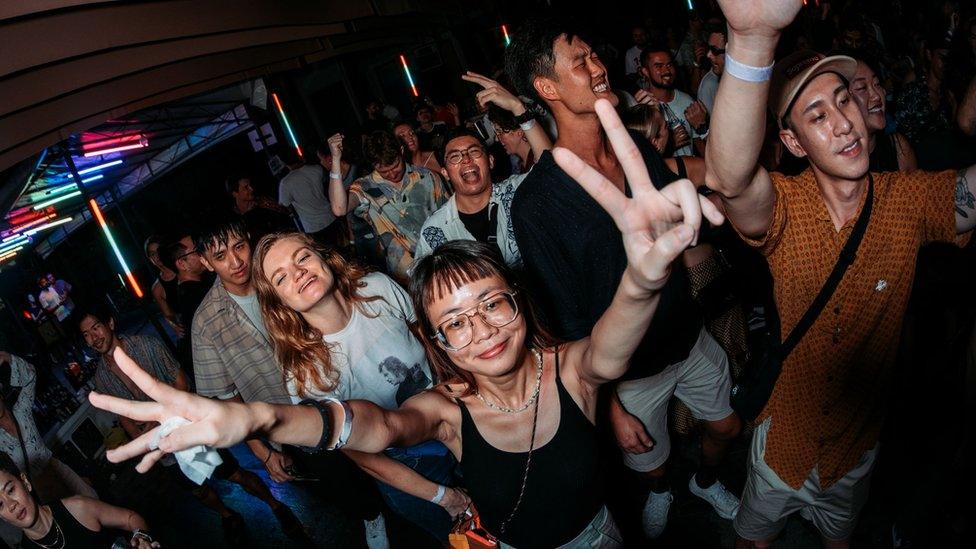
[
  {"xmin": 89, "ymin": 347, "xmax": 260, "ymax": 473},
  {"xmin": 553, "ymin": 99, "xmax": 723, "ymax": 293},
  {"xmin": 461, "ymin": 71, "xmax": 527, "ymax": 115},
  {"xmin": 718, "ymin": 0, "xmax": 803, "ymax": 38},
  {"xmin": 327, "ymin": 133, "xmax": 344, "ymax": 159}
]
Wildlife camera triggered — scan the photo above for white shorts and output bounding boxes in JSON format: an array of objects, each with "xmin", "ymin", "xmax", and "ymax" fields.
[
  {"xmin": 616, "ymin": 328, "xmax": 734, "ymax": 472},
  {"xmin": 733, "ymin": 418, "xmax": 877, "ymax": 541}
]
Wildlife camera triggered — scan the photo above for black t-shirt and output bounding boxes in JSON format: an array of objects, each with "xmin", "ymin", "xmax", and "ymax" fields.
[
  {"xmin": 177, "ymin": 274, "xmax": 214, "ymax": 329},
  {"xmin": 511, "ymin": 132, "xmax": 703, "ymax": 381},
  {"xmin": 459, "ymin": 204, "xmax": 493, "ymax": 244}
]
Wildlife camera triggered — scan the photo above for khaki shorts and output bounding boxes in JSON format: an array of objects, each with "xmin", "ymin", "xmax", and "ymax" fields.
[
  {"xmin": 616, "ymin": 328, "xmax": 734, "ymax": 472},
  {"xmin": 733, "ymin": 418, "xmax": 877, "ymax": 542}
]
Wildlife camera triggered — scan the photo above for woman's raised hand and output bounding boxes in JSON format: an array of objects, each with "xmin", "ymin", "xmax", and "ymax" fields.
[
  {"xmin": 553, "ymin": 99, "xmax": 724, "ymax": 293},
  {"xmin": 89, "ymin": 348, "xmax": 260, "ymax": 472}
]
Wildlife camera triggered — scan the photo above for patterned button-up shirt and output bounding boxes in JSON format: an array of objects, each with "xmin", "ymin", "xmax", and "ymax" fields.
[
  {"xmin": 350, "ymin": 164, "xmax": 448, "ymax": 281},
  {"xmin": 191, "ymin": 278, "xmax": 292, "ymax": 405},
  {"xmin": 414, "ymin": 173, "xmax": 525, "ymax": 268},
  {"xmin": 735, "ymin": 169, "xmax": 964, "ymax": 489},
  {"xmin": 94, "ymin": 335, "xmax": 178, "ymax": 401}
]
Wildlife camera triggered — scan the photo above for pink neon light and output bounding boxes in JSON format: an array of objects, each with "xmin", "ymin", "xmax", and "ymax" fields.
[{"xmin": 82, "ymin": 139, "xmax": 148, "ymax": 157}]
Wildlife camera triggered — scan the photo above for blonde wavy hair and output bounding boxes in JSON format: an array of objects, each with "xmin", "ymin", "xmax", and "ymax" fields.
[{"xmin": 251, "ymin": 232, "xmax": 378, "ymax": 397}]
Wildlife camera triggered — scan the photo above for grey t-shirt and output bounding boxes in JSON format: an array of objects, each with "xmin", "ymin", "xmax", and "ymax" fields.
[
  {"xmin": 661, "ymin": 90, "xmax": 699, "ymax": 157},
  {"xmin": 279, "ymin": 164, "xmax": 335, "ymax": 233},
  {"xmin": 227, "ymin": 290, "xmax": 270, "ymax": 341},
  {"xmin": 697, "ymin": 70, "xmax": 719, "ymax": 114}
]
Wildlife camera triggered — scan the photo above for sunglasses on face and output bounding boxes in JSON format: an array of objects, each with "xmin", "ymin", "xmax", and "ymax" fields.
[{"xmin": 708, "ymin": 45, "xmax": 726, "ymax": 55}]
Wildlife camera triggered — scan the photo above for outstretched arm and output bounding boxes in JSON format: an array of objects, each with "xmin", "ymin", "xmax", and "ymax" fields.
[
  {"xmin": 704, "ymin": 0, "xmax": 803, "ymax": 238},
  {"xmin": 554, "ymin": 100, "xmax": 724, "ymax": 385},
  {"xmin": 89, "ymin": 348, "xmax": 449, "ymax": 472},
  {"xmin": 325, "ymin": 133, "xmax": 361, "ymax": 216}
]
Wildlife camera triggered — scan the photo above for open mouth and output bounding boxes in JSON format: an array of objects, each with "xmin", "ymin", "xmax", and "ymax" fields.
[
  {"xmin": 838, "ymin": 139, "xmax": 862, "ymax": 157},
  {"xmin": 299, "ymin": 275, "xmax": 317, "ymax": 294},
  {"xmin": 592, "ymin": 82, "xmax": 610, "ymax": 94},
  {"xmin": 867, "ymin": 105, "xmax": 883, "ymax": 115},
  {"xmin": 460, "ymin": 166, "xmax": 480, "ymax": 182}
]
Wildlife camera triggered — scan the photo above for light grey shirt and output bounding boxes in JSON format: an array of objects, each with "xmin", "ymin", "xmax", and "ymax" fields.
[
  {"xmin": 697, "ymin": 69, "xmax": 719, "ymax": 114},
  {"xmin": 279, "ymin": 164, "xmax": 335, "ymax": 233},
  {"xmin": 227, "ymin": 291, "xmax": 270, "ymax": 341}
]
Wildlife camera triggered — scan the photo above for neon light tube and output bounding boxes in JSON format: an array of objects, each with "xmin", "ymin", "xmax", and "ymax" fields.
[
  {"xmin": 75, "ymin": 159, "xmax": 123, "ymax": 176},
  {"xmin": 400, "ymin": 55, "xmax": 419, "ymax": 97},
  {"xmin": 82, "ymin": 134, "xmax": 142, "ymax": 151},
  {"xmin": 5, "ymin": 214, "xmax": 55, "ymax": 235},
  {"xmin": 687, "ymin": 0, "xmax": 694, "ymax": 9},
  {"xmin": 0, "ymin": 242, "xmax": 25, "ymax": 256},
  {"xmin": 0, "ymin": 247, "xmax": 22, "ymax": 261},
  {"xmin": 271, "ymin": 92, "xmax": 303, "ymax": 158},
  {"xmin": 502, "ymin": 25, "xmax": 511, "ymax": 47},
  {"xmin": 1, "ymin": 233, "xmax": 28, "ymax": 244},
  {"xmin": 82, "ymin": 139, "xmax": 148, "ymax": 158},
  {"xmin": 33, "ymin": 190, "xmax": 81, "ymax": 210},
  {"xmin": 24, "ymin": 216, "xmax": 73, "ymax": 236},
  {"xmin": 89, "ymin": 198, "xmax": 144, "ymax": 298},
  {"xmin": 81, "ymin": 174, "xmax": 104, "ymax": 184},
  {"xmin": 34, "ymin": 183, "xmax": 79, "ymax": 199}
]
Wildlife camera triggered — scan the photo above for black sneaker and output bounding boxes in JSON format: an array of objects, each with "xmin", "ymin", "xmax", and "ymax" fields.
[
  {"xmin": 273, "ymin": 505, "xmax": 306, "ymax": 539},
  {"xmin": 222, "ymin": 511, "xmax": 248, "ymax": 545}
]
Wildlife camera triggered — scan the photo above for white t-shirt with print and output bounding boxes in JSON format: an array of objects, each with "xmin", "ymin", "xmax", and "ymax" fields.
[{"xmin": 287, "ymin": 272, "xmax": 433, "ymax": 410}]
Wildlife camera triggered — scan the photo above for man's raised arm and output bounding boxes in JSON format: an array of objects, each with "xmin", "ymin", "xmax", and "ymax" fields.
[{"xmin": 705, "ymin": 0, "xmax": 802, "ymax": 238}]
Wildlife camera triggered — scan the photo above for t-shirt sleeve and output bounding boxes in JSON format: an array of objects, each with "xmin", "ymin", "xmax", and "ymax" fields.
[
  {"xmin": 377, "ymin": 273, "xmax": 417, "ymax": 323},
  {"xmin": 899, "ymin": 170, "xmax": 961, "ymax": 245},
  {"xmin": 191, "ymin": 319, "xmax": 237, "ymax": 398},
  {"xmin": 278, "ymin": 179, "xmax": 291, "ymax": 207},
  {"xmin": 730, "ymin": 173, "xmax": 790, "ymax": 256}
]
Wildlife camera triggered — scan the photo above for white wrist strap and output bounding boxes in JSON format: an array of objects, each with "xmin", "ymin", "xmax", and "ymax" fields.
[
  {"xmin": 330, "ymin": 171, "xmax": 342, "ymax": 179},
  {"xmin": 519, "ymin": 119, "xmax": 537, "ymax": 132},
  {"xmin": 725, "ymin": 53, "xmax": 775, "ymax": 83},
  {"xmin": 430, "ymin": 485, "xmax": 446, "ymax": 504}
]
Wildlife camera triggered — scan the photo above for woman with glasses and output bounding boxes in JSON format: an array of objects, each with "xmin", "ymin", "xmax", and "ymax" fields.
[
  {"xmin": 89, "ymin": 101, "xmax": 722, "ymax": 548},
  {"xmin": 249, "ymin": 231, "xmax": 469, "ymax": 543}
]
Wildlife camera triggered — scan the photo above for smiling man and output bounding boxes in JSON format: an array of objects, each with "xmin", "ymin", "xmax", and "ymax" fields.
[
  {"xmin": 704, "ymin": 1, "xmax": 976, "ymax": 547},
  {"xmin": 414, "ymin": 129, "xmax": 525, "ymax": 267},
  {"xmin": 506, "ymin": 17, "xmax": 741, "ymax": 539}
]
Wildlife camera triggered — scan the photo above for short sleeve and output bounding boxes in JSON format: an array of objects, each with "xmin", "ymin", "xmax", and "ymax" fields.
[
  {"xmin": 146, "ymin": 336, "xmax": 180, "ymax": 385},
  {"xmin": 191, "ymin": 321, "xmax": 237, "ymax": 398},
  {"xmin": 731, "ymin": 173, "xmax": 791, "ymax": 256},
  {"xmin": 373, "ymin": 273, "xmax": 416, "ymax": 323},
  {"xmin": 905, "ymin": 170, "xmax": 963, "ymax": 245}
]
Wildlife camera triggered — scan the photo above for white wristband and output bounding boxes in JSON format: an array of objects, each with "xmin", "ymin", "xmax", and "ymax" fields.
[
  {"xmin": 430, "ymin": 485, "xmax": 446, "ymax": 504},
  {"xmin": 329, "ymin": 171, "xmax": 342, "ymax": 179},
  {"xmin": 725, "ymin": 53, "xmax": 775, "ymax": 83},
  {"xmin": 519, "ymin": 119, "xmax": 537, "ymax": 132}
]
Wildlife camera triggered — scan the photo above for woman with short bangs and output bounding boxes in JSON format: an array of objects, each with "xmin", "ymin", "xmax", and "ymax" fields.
[
  {"xmin": 250, "ymin": 231, "xmax": 468, "ymax": 541},
  {"xmin": 88, "ymin": 103, "xmax": 722, "ymax": 548}
]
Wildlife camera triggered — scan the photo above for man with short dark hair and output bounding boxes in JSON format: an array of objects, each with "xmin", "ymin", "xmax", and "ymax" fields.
[
  {"xmin": 506, "ymin": 17, "xmax": 741, "ymax": 539},
  {"xmin": 328, "ymin": 131, "xmax": 447, "ymax": 281},
  {"xmin": 625, "ymin": 25, "xmax": 649, "ymax": 79},
  {"xmin": 226, "ymin": 175, "xmax": 292, "ymax": 242},
  {"xmin": 637, "ymin": 44, "xmax": 708, "ymax": 157},
  {"xmin": 160, "ymin": 234, "xmax": 213, "ymax": 334},
  {"xmin": 697, "ymin": 25, "xmax": 727, "ymax": 113},
  {"xmin": 414, "ymin": 104, "xmax": 449, "ymax": 151},
  {"xmin": 79, "ymin": 309, "xmax": 303, "ymax": 542},
  {"xmin": 703, "ymin": 1, "xmax": 976, "ymax": 545}
]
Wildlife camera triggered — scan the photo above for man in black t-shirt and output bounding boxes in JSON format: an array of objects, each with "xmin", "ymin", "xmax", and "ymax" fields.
[
  {"xmin": 506, "ymin": 17, "xmax": 742, "ymax": 538},
  {"xmin": 160, "ymin": 233, "xmax": 215, "ymax": 380}
]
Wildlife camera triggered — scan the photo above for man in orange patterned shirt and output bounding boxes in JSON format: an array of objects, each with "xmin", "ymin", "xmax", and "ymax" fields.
[{"xmin": 703, "ymin": 1, "xmax": 976, "ymax": 547}]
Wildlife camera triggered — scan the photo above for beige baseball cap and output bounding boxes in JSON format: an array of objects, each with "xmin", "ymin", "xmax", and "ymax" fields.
[{"xmin": 769, "ymin": 50, "xmax": 857, "ymax": 129}]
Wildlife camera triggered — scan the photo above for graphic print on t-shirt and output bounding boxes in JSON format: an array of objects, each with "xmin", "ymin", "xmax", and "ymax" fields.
[{"xmin": 378, "ymin": 356, "xmax": 432, "ymax": 406}]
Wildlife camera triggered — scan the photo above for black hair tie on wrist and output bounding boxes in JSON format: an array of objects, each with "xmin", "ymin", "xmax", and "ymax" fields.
[{"xmin": 299, "ymin": 399, "xmax": 334, "ymax": 454}]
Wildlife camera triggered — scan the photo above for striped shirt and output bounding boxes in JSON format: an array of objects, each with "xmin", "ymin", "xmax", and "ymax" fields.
[
  {"xmin": 93, "ymin": 335, "xmax": 179, "ymax": 401},
  {"xmin": 191, "ymin": 278, "xmax": 292, "ymax": 404}
]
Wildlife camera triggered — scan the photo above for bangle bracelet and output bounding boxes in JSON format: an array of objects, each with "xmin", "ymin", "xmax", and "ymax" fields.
[
  {"xmin": 430, "ymin": 485, "xmax": 446, "ymax": 504},
  {"xmin": 725, "ymin": 53, "xmax": 774, "ymax": 83},
  {"xmin": 519, "ymin": 119, "xmax": 537, "ymax": 132},
  {"xmin": 263, "ymin": 450, "xmax": 273, "ymax": 464},
  {"xmin": 299, "ymin": 399, "xmax": 334, "ymax": 453}
]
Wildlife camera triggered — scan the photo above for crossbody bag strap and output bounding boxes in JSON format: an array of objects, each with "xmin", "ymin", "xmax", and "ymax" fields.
[{"xmin": 779, "ymin": 175, "xmax": 875, "ymax": 357}]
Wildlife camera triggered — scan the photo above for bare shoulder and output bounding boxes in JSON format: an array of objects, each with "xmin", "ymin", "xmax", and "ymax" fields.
[{"xmin": 61, "ymin": 496, "xmax": 101, "ymax": 529}]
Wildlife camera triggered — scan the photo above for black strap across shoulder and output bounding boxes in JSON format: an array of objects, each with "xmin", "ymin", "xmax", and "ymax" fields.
[{"xmin": 779, "ymin": 174, "xmax": 874, "ymax": 358}]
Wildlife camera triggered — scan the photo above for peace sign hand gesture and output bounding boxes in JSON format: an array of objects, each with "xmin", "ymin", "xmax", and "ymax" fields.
[
  {"xmin": 553, "ymin": 99, "xmax": 724, "ymax": 293},
  {"xmin": 89, "ymin": 348, "xmax": 261, "ymax": 473}
]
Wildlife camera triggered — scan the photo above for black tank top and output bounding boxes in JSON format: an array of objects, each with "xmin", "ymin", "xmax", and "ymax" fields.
[
  {"xmin": 157, "ymin": 274, "xmax": 180, "ymax": 312},
  {"xmin": 23, "ymin": 499, "xmax": 119, "ymax": 549},
  {"xmin": 869, "ymin": 133, "xmax": 899, "ymax": 173},
  {"xmin": 457, "ymin": 352, "xmax": 604, "ymax": 548}
]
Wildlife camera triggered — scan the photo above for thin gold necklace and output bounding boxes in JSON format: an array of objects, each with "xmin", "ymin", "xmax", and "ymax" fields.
[{"xmin": 475, "ymin": 349, "xmax": 543, "ymax": 414}]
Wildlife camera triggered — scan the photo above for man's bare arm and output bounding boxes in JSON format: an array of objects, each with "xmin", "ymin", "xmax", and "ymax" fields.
[{"xmin": 954, "ymin": 164, "xmax": 976, "ymax": 234}]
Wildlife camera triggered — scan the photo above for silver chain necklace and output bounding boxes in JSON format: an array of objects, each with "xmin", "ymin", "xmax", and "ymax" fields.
[{"xmin": 475, "ymin": 349, "xmax": 543, "ymax": 414}]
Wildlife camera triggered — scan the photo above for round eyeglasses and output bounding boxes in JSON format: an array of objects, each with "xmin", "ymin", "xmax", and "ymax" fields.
[
  {"xmin": 444, "ymin": 145, "xmax": 486, "ymax": 165},
  {"xmin": 433, "ymin": 291, "xmax": 520, "ymax": 351}
]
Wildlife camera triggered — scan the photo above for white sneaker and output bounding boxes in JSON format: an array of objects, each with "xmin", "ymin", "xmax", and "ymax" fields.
[
  {"xmin": 363, "ymin": 514, "xmax": 390, "ymax": 549},
  {"xmin": 641, "ymin": 490, "xmax": 673, "ymax": 539},
  {"xmin": 688, "ymin": 475, "xmax": 740, "ymax": 520}
]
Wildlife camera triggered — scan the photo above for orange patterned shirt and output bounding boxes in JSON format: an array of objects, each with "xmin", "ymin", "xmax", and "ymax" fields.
[{"xmin": 738, "ymin": 168, "xmax": 961, "ymax": 489}]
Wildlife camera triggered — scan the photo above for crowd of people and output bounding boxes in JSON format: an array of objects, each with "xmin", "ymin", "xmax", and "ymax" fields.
[{"xmin": 2, "ymin": 0, "xmax": 975, "ymax": 547}]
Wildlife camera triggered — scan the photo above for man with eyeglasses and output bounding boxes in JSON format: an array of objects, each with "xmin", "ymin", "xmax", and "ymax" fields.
[
  {"xmin": 696, "ymin": 25, "xmax": 726, "ymax": 114},
  {"xmin": 329, "ymin": 130, "xmax": 447, "ymax": 282},
  {"xmin": 159, "ymin": 233, "xmax": 214, "ymax": 336}
]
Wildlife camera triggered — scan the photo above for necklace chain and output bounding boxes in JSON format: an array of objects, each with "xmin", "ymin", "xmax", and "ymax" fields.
[
  {"xmin": 498, "ymin": 349, "xmax": 545, "ymax": 535},
  {"xmin": 33, "ymin": 518, "xmax": 65, "ymax": 549},
  {"xmin": 475, "ymin": 349, "xmax": 543, "ymax": 414}
]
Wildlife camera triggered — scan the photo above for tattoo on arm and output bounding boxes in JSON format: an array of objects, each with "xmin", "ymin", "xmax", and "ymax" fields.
[{"xmin": 955, "ymin": 168, "xmax": 974, "ymax": 218}]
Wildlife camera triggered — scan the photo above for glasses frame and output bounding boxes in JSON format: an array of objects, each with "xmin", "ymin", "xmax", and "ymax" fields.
[
  {"xmin": 432, "ymin": 291, "xmax": 520, "ymax": 351},
  {"xmin": 708, "ymin": 45, "xmax": 726, "ymax": 55},
  {"xmin": 444, "ymin": 145, "xmax": 486, "ymax": 166}
]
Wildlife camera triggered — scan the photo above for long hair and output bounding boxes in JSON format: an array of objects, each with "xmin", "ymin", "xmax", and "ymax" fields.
[
  {"xmin": 408, "ymin": 240, "xmax": 560, "ymax": 396},
  {"xmin": 251, "ymin": 232, "xmax": 378, "ymax": 397}
]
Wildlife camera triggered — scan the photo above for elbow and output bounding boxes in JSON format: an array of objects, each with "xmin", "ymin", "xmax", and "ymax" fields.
[{"xmin": 331, "ymin": 203, "xmax": 345, "ymax": 217}]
